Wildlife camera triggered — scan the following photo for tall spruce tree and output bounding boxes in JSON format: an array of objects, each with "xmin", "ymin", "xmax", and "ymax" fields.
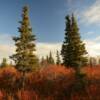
[
  {"xmin": 56, "ymin": 50, "xmax": 61, "ymax": 65},
  {"xmin": 61, "ymin": 14, "xmax": 87, "ymax": 69},
  {"xmin": 61, "ymin": 14, "xmax": 88, "ymax": 91},
  {"xmin": 10, "ymin": 6, "xmax": 38, "ymax": 72},
  {"xmin": 61, "ymin": 15, "xmax": 71, "ymax": 67}
]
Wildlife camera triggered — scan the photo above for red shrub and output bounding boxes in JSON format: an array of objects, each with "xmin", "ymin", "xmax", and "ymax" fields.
[
  {"xmin": 26, "ymin": 65, "xmax": 75, "ymax": 99},
  {"xmin": 82, "ymin": 66, "xmax": 100, "ymax": 79},
  {"xmin": 0, "ymin": 65, "xmax": 100, "ymax": 99},
  {"xmin": 18, "ymin": 90, "xmax": 40, "ymax": 100}
]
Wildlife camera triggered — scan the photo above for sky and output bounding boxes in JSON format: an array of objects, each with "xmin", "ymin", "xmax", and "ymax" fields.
[{"xmin": 0, "ymin": 0, "xmax": 100, "ymax": 62}]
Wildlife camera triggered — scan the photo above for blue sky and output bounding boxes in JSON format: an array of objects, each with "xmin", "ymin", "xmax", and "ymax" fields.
[
  {"xmin": 0, "ymin": 0, "xmax": 100, "ymax": 62},
  {"xmin": 0, "ymin": 0, "xmax": 67, "ymax": 43},
  {"xmin": 0, "ymin": 0, "xmax": 98, "ymax": 42}
]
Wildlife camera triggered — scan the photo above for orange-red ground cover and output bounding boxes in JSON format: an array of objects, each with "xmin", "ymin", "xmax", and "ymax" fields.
[{"xmin": 0, "ymin": 65, "xmax": 100, "ymax": 100}]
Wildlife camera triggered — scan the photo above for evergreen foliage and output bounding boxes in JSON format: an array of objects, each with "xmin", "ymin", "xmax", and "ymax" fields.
[
  {"xmin": 46, "ymin": 55, "xmax": 49, "ymax": 63},
  {"xmin": 48, "ymin": 51, "xmax": 55, "ymax": 64},
  {"xmin": 61, "ymin": 14, "xmax": 88, "ymax": 69},
  {"xmin": 56, "ymin": 50, "xmax": 61, "ymax": 65},
  {"xmin": 10, "ymin": 6, "xmax": 38, "ymax": 72},
  {"xmin": 89, "ymin": 57, "xmax": 97, "ymax": 66},
  {"xmin": 61, "ymin": 14, "xmax": 88, "ymax": 91},
  {"xmin": 98, "ymin": 58, "xmax": 100, "ymax": 65},
  {"xmin": 1, "ymin": 58, "xmax": 7, "ymax": 67},
  {"xmin": 41, "ymin": 56, "xmax": 45, "ymax": 65}
]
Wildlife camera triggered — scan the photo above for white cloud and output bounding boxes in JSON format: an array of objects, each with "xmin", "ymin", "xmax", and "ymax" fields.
[
  {"xmin": 0, "ymin": 33, "xmax": 100, "ymax": 63},
  {"xmin": 84, "ymin": 39, "xmax": 100, "ymax": 57},
  {"xmin": 81, "ymin": 0, "xmax": 100, "ymax": 24},
  {"xmin": 0, "ymin": 44, "xmax": 15, "ymax": 62},
  {"xmin": 0, "ymin": 34, "xmax": 62, "ymax": 62},
  {"xmin": 1, "ymin": 39, "xmax": 100, "ymax": 61},
  {"xmin": 94, "ymin": 36, "xmax": 100, "ymax": 42},
  {"xmin": 0, "ymin": 42, "xmax": 62, "ymax": 63},
  {"xmin": 36, "ymin": 42, "xmax": 62, "ymax": 60},
  {"xmin": 86, "ymin": 31, "xmax": 94, "ymax": 35},
  {"xmin": 0, "ymin": 34, "xmax": 13, "ymax": 44},
  {"xmin": 0, "ymin": 34, "xmax": 14, "ymax": 63}
]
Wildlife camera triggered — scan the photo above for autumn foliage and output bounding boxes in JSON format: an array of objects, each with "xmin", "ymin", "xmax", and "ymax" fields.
[{"xmin": 0, "ymin": 65, "xmax": 100, "ymax": 99}]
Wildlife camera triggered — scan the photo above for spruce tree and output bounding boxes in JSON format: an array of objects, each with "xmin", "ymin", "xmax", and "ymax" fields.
[
  {"xmin": 56, "ymin": 50, "xmax": 61, "ymax": 65},
  {"xmin": 1, "ymin": 58, "xmax": 7, "ymax": 68},
  {"xmin": 10, "ymin": 6, "xmax": 38, "ymax": 72},
  {"xmin": 61, "ymin": 14, "xmax": 88, "ymax": 91},
  {"xmin": 46, "ymin": 55, "xmax": 49, "ymax": 63},
  {"xmin": 61, "ymin": 15, "xmax": 71, "ymax": 67},
  {"xmin": 48, "ymin": 51, "xmax": 55, "ymax": 64},
  {"xmin": 41, "ymin": 56, "xmax": 45, "ymax": 65},
  {"xmin": 98, "ymin": 58, "xmax": 100, "ymax": 65},
  {"xmin": 61, "ymin": 14, "xmax": 87, "ymax": 69},
  {"xmin": 71, "ymin": 14, "xmax": 88, "ymax": 90},
  {"xmin": 71, "ymin": 14, "xmax": 87, "ymax": 68}
]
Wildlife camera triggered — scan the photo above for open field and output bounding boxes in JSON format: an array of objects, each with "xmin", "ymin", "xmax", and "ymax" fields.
[{"xmin": 0, "ymin": 65, "xmax": 100, "ymax": 100}]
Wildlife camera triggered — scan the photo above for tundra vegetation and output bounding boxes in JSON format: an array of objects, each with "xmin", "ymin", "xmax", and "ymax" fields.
[{"xmin": 0, "ymin": 6, "xmax": 100, "ymax": 100}]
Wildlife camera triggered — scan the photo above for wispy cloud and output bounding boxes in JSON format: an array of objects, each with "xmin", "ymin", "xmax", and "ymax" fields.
[
  {"xmin": 36, "ymin": 42, "xmax": 61, "ymax": 60},
  {"xmin": 84, "ymin": 38, "xmax": 100, "ymax": 57},
  {"xmin": 81, "ymin": 0, "xmax": 100, "ymax": 25},
  {"xmin": 0, "ymin": 33, "xmax": 13, "ymax": 45},
  {"xmin": 0, "ymin": 34, "xmax": 62, "ymax": 62},
  {"xmin": 0, "ymin": 33, "xmax": 14, "ymax": 62},
  {"xmin": 86, "ymin": 31, "xmax": 94, "ymax": 35},
  {"xmin": 0, "ymin": 33, "xmax": 100, "ymax": 63},
  {"xmin": 0, "ymin": 42, "xmax": 62, "ymax": 63}
]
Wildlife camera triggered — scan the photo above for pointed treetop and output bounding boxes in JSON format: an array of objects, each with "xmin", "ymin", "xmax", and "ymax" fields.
[
  {"xmin": 61, "ymin": 14, "xmax": 88, "ymax": 68},
  {"xmin": 72, "ymin": 13, "xmax": 75, "ymax": 20},
  {"xmin": 71, "ymin": 13, "xmax": 78, "ymax": 27},
  {"xmin": 56, "ymin": 50, "xmax": 61, "ymax": 65},
  {"xmin": 10, "ymin": 6, "xmax": 39, "ymax": 72},
  {"xmin": 65, "ymin": 15, "xmax": 70, "ymax": 22},
  {"xmin": 23, "ymin": 5, "xmax": 29, "ymax": 12}
]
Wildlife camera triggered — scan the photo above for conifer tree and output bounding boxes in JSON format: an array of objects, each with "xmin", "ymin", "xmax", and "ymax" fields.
[
  {"xmin": 98, "ymin": 58, "xmax": 100, "ymax": 65},
  {"xmin": 61, "ymin": 15, "xmax": 71, "ymax": 67},
  {"xmin": 10, "ymin": 61, "xmax": 13, "ymax": 66},
  {"xmin": 41, "ymin": 56, "xmax": 45, "ymax": 65},
  {"xmin": 89, "ymin": 57, "xmax": 97, "ymax": 66},
  {"xmin": 61, "ymin": 14, "xmax": 87, "ymax": 69},
  {"xmin": 46, "ymin": 55, "xmax": 49, "ymax": 63},
  {"xmin": 48, "ymin": 51, "xmax": 55, "ymax": 64},
  {"xmin": 61, "ymin": 14, "xmax": 88, "ymax": 90},
  {"xmin": 56, "ymin": 50, "xmax": 61, "ymax": 65},
  {"xmin": 1, "ymin": 58, "xmax": 7, "ymax": 68},
  {"xmin": 10, "ymin": 6, "xmax": 38, "ymax": 72}
]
